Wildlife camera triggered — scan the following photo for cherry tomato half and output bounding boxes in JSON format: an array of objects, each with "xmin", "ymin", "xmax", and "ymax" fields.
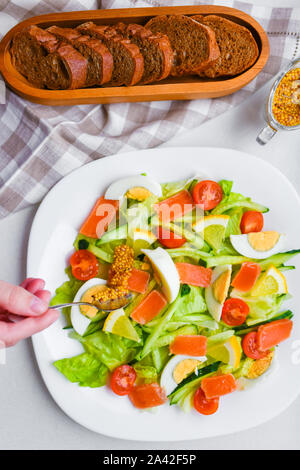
[
  {"xmin": 111, "ymin": 365, "xmax": 136, "ymax": 396},
  {"xmin": 70, "ymin": 249, "xmax": 99, "ymax": 281},
  {"xmin": 192, "ymin": 180, "xmax": 223, "ymax": 211},
  {"xmin": 240, "ymin": 211, "xmax": 264, "ymax": 234},
  {"xmin": 221, "ymin": 298, "xmax": 250, "ymax": 327},
  {"xmin": 157, "ymin": 227, "xmax": 186, "ymax": 249},
  {"xmin": 242, "ymin": 332, "xmax": 269, "ymax": 360},
  {"xmin": 193, "ymin": 387, "xmax": 219, "ymax": 416}
]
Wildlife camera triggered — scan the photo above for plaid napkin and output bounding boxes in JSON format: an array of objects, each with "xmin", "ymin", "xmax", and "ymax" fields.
[{"xmin": 0, "ymin": 0, "xmax": 299, "ymax": 219}]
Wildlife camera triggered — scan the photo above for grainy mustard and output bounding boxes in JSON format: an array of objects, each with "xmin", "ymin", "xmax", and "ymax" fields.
[
  {"xmin": 272, "ymin": 68, "xmax": 300, "ymax": 127},
  {"xmin": 93, "ymin": 244, "xmax": 134, "ymax": 303}
]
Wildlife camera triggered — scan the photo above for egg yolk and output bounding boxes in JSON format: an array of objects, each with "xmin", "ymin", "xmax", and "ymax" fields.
[
  {"xmin": 212, "ymin": 270, "xmax": 231, "ymax": 304},
  {"xmin": 173, "ymin": 359, "xmax": 201, "ymax": 384},
  {"xmin": 248, "ymin": 231, "xmax": 280, "ymax": 252},
  {"xmin": 80, "ymin": 285, "xmax": 106, "ymax": 318},
  {"xmin": 126, "ymin": 186, "xmax": 152, "ymax": 201}
]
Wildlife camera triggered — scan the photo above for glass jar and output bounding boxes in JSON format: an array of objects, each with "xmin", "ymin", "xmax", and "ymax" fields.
[{"xmin": 257, "ymin": 57, "xmax": 300, "ymax": 145}]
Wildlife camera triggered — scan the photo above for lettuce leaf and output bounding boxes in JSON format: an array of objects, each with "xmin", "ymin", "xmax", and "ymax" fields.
[
  {"xmin": 160, "ymin": 178, "xmax": 192, "ymax": 199},
  {"xmin": 219, "ymin": 180, "xmax": 233, "ymax": 197},
  {"xmin": 50, "ymin": 267, "xmax": 84, "ymax": 324},
  {"xmin": 212, "ymin": 192, "xmax": 269, "ymax": 215},
  {"xmin": 140, "ymin": 286, "xmax": 206, "ymax": 358},
  {"xmin": 53, "ymin": 352, "xmax": 108, "ymax": 388},
  {"xmin": 70, "ymin": 330, "xmax": 141, "ymax": 371},
  {"xmin": 172, "ymin": 286, "xmax": 207, "ymax": 319},
  {"xmin": 231, "ymin": 291, "xmax": 290, "ymax": 325},
  {"xmin": 225, "ymin": 209, "xmax": 243, "ymax": 237}
]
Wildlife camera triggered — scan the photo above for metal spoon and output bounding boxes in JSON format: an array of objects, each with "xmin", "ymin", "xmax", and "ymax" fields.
[{"xmin": 49, "ymin": 297, "xmax": 131, "ymax": 312}]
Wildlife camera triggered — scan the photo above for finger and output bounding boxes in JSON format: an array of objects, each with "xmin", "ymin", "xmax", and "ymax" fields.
[
  {"xmin": 3, "ymin": 290, "xmax": 52, "ymax": 324},
  {"xmin": 0, "ymin": 280, "xmax": 49, "ymax": 317},
  {"xmin": 22, "ymin": 279, "xmax": 45, "ymax": 295},
  {"xmin": 20, "ymin": 278, "xmax": 35, "ymax": 289},
  {"xmin": 0, "ymin": 309, "xmax": 60, "ymax": 347},
  {"xmin": 0, "ymin": 313, "xmax": 11, "ymax": 323},
  {"xmin": 35, "ymin": 290, "xmax": 51, "ymax": 304}
]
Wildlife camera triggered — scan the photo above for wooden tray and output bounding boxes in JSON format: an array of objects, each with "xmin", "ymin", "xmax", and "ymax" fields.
[{"xmin": 0, "ymin": 5, "xmax": 269, "ymax": 106}]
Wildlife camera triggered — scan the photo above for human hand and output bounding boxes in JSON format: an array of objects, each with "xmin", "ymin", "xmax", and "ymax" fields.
[{"xmin": 0, "ymin": 278, "xmax": 59, "ymax": 347}]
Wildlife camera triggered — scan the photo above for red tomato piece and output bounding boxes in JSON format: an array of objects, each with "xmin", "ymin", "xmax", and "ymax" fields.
[
  {"xmin": 242, "ymin": 332, "xmax": 269, "ymax": 360},
  {"xmin": 127, "ymin": 268, "xmax": 150, "ymax": 294},
  {"xmin": 193, "ymin": 387, "xmax": 219, "ymax": 416},
  {"xmin": 170, "ymin": 335, "xmax": 207, "ymax": 356},
  {"xmin": 80, "ymin": 196, "xmax": 119, "ymax": 239},
  {"xmin": 111, "ymin": 365, "xmax": 136, "ymax": 396},
  {"xmin": 231, "ymin": 262, "xmax": 261, "ymax": 292},
  {"xmin": 130, "ymin": 290, "xmax": 167, "ymax": 325},
  {"xmin": 155, "ymin": 189, "xmax": 194, "ymax": 222},
  {"xmin": 257, "ymin": 319, "xmax": 293, "ymax": 351},
  {"xmin": 201, "ymin": 374, "xmax": 237, "ymax": 399},
  {"xmin": 192, "ymin": 180, "xmax": 223, "ymax": 211},
  {"xmin": 175, "ymin": 262, "xmax": 212, "ymax": 288},
  {"xmin": 129, "ymin": 383, "xmax": 167, "ymax": 409},
  {"xmin": 157, "ymin": 227, "xmax": 186, "ymax": 248},
  {"xmin": 70, "ymin": 249, "xmax": 99, "ymax": 281},
  {"xmin": 240, "ymin": 211, "xmax": 264, "ymax": 234},
  {"xmin": 221, "ymin": 298, "xmax": 250, "ymax": 327}
]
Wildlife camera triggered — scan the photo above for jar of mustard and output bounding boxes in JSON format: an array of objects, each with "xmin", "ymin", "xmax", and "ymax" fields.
[{"xmin": 257, "ymin": 57, "xmax": 300, "ymax": 145}]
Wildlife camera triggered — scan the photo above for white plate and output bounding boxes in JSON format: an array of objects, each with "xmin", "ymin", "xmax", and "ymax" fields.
[{"xmin": 28, "ymin": 147, "xmax": 300, "ymax": 441}]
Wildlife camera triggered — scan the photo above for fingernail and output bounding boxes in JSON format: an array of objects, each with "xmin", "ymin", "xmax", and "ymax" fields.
[{"xmin": 30, "ymin": 297, "xmax": 48, "ymax": 314}]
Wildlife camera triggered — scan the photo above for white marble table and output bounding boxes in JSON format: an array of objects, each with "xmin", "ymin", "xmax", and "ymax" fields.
[{"xmin": 0, "ymin": 0, "xmax": 299, "ymax": 451}]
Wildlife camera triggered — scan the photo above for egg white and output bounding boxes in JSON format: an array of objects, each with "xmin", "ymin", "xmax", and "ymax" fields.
[
  {"xmin": 205, "ymin": 264, "xmax": 232, "ymax": 322},
  {"xmin": 141, "ymin": 247, "xmax": 180, "ymax": 303},
  {"xmin": 160, "ymin": 354, "xmax": 207, "ymax": 396},
  {"xmin": 104, "ymin": 175, "xmax": 162, "ymax": 200},
  {"xmin": 71, "ymin": 277, "xmax": 107, "ymax": 336},
  {"xmin": 230, "ymin": 233, "xmax": 286, "ymax": 259}
]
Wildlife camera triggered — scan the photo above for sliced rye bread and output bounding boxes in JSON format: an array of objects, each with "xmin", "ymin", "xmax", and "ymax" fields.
[
  {"xmin": 192, "ymin": 15, "xmax": 259, "ymax": 77},
  {"xmin": 11, "ymin": 25, "xmax": 87, "ymax": 89},
  {"xmin": 11, "ymin": 25, "xmax": 59, "ymax": 87},
  {"xmin": 41, "ymin": 42, "xmax": 88, "ymax": 89},
  {"xmin": 108, "ymin": 23, "xmax": 173, "ymax": 84},
  {"xmin": 47, "ymin": 26, "xmax": 113, "ymax": 86},
  {"xmin": 145, "ymin": 15, "xmax": 220, "ymax": 76},
  {"xmin": 77, "ymin": 22, "xmax": 144, "ymax": 86}
]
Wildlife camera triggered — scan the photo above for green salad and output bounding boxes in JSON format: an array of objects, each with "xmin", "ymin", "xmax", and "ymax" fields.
[{"xmin": 51, "ymin": 174, "xmax": 298, "ymax": 415}]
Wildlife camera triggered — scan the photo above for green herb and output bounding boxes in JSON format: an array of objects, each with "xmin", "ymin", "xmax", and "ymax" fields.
[
  {"xmin": 78, "ymin": 239, "xmax": 89, "ymax": 250},
  {"xmin": 181, "ymin": 284, "xmax": 191, "ymax": 296}
]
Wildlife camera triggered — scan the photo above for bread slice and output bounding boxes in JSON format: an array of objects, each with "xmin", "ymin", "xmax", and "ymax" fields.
[
  {"xmin": 41, "ymin": 42, "xmax": 88, "ymax": 89},
  {"xmin": 77, "ymin": 22, "xmax": 144, "ymax": 86},
  {"xmin": 11, "ymin": 25, "xmax": 87, "ymax": 89},
  {"xmin": 11, "ymin": 25, "xmax": 59, "ymax": 87},
  {"xmin": 47, "ymin": 26, "xmax": 113, "ymax": 86},
  {"xmin": 109, "ymin": 23, "xmax": 173, "ymax": 84},
  {"xmin": 145, "ymin": 15, "xmax": 219, "ymax": 76},
  {"xmin": 192, "ymin": 15, "xmax": 259, "ymax": 77}
]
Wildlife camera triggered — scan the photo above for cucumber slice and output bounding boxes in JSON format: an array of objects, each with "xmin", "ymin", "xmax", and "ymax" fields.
[
  {"xmin": 96, "ymin": 225, "xmax": 128, "ymax": 245},
  {"xmin": 234, "ymin": 310, "xmax": 293, "ymax": 335},
  {"xmin": 168, "ymin": 362, "xmax": 221, "ymax": 404}
]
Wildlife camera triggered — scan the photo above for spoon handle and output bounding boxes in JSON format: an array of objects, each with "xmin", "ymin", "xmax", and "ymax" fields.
[{"xmin": 49, "ymin": 301, "xmax": 96, "ymax": 309}]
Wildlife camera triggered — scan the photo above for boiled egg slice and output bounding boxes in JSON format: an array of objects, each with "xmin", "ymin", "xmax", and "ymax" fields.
[
  {"xmin": 141, "ymin": 247, "xmax": 180, "ymax": 303},
  {"xmin": 192, "ymin": 214, "xmax": 230, "ymax": 233},
  {"xmin": 71, "ymin": 277, "xmax": 107, "ymax": 336},
  {"xmin": 205, "ymin": 264, "xmax": 232, "ymax": 321},
  {"xmin": 230, "ymin": 231, "xmax": 286, "ymax": 259},
  {"xmin": 105, "ymin": 175, "xmax": 162, "ymax": 201},
  {"xmin": 160, "ymin": 354, "xmax": 207, "ymax": 396}
]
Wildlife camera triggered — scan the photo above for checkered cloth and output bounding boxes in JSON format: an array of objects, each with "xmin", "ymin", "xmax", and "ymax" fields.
[{"xmin": 0, "ymin": 0, "xmax": 299, "ymax": 219}]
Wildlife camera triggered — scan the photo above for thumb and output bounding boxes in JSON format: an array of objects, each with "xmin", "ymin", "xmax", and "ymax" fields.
[{"xmin": 0, "ymin": 280, "xmax": 49, "ymax": 316}]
